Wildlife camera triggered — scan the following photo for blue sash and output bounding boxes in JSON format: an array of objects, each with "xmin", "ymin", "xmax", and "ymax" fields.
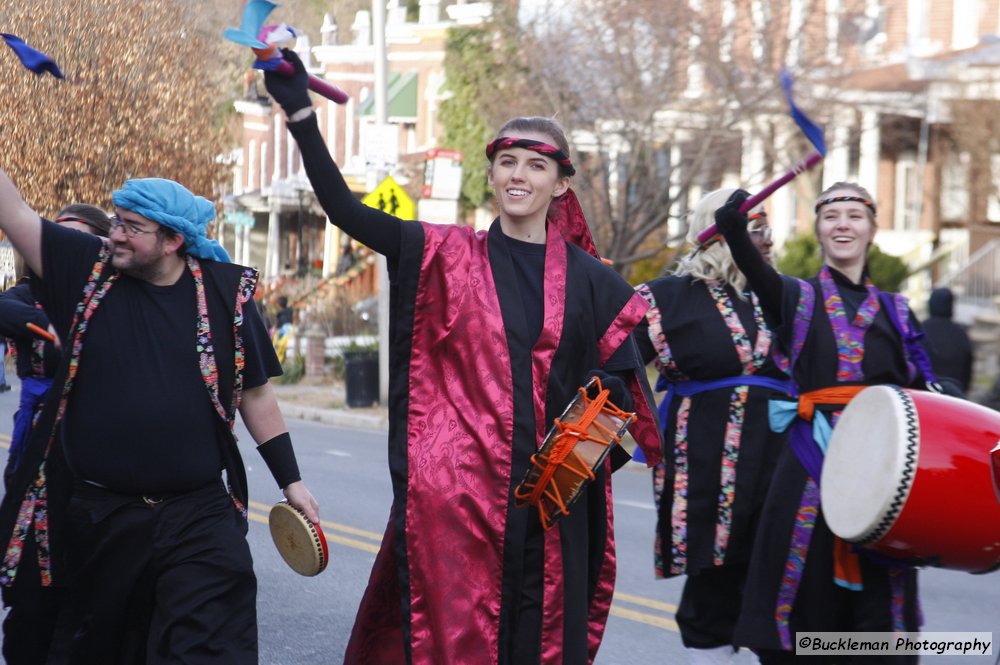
[
  {"xmin": 9, "ymin": 376, "xmax": 53, "ymax": 474},
  {"xmin": 632, "ymin": 374, "xmax": 792, "ymax": 463}
]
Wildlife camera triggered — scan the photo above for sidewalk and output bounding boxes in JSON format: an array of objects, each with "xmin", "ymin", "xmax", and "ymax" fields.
[{"xmin": 272, "ymin": 379, "xmax": 390, "ymax": 432}]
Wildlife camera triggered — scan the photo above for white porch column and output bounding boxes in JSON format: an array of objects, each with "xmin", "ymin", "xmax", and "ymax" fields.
[
  {"xmin": 322, "ymin": 217, "xmax": 338, "ymax": 279},
  {"xmin": 265, "ymin": 210, "xmax": 281, "ymax": 280}
]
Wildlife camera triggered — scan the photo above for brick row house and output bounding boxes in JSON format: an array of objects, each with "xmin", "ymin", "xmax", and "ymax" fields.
[
  {"xmin": 225, "ymin": 0, "xmax": 489, "ymax": 283},
  {"xmin": 228, "ymin": 0, "xmax": 1000, "ymax": 322},
  {"xmin": 719, "ymin": 0, "xmax": 1000, "ymax": 317}
]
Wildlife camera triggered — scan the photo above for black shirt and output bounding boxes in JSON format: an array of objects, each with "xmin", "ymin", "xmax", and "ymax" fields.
[
  {"xmin": 505, "ymin": 235, "xmax": 638, "ymax": 372},
  {"xmin": 36, "ymin": 221, "xmax": 278, "ymax": 494}
]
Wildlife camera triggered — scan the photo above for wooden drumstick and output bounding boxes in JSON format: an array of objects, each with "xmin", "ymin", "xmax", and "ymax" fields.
[{"xmin": 26, "ymin": 322, "xmax": 55, "ymax": 343}]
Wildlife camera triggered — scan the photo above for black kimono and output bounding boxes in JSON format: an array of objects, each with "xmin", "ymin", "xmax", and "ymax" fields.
[{"xmin": 635, "ymin": 275, "xmax": 789, "ymax": 648}]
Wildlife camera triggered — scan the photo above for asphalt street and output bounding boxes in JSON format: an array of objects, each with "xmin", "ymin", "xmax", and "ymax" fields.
[{"xmin": 0, "ymin": 386, "xmax": 996, "ymax": 663}]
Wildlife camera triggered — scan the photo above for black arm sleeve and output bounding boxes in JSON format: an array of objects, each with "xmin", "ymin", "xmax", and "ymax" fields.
[
  {"xmin": 0, "ymin": 284, "xmax": 48, "ymax": 339},
  {"xmin": 285, "ymin": 114, "xmax": 403, "ymax": 259},
  {"xmin": 718, "ymin": 222, "xmax": 785, "ymax": 326},
  {"xmin": 633, "ymin": 319, "xmax": 657, "ymax": 365}
]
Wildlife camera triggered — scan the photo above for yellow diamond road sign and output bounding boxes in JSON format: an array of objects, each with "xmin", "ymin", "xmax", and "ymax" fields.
[{"xmin": 362, "ymin": 176, "xmax": 415, "ymax": 221}]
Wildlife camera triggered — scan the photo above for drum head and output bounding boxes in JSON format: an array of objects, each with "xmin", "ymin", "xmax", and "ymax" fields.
[
  {"xmin": 269, "ymin": 501, "xmax": 329, "ymax": 576},
  {"xmin": 821, "ymin": 385, "xmax": 918, "ymax": 543}
]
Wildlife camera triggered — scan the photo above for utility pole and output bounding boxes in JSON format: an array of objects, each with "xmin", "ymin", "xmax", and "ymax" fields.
[{"xmin": 373, "ymin": 0, "xmax": 390, "ymax": 405}]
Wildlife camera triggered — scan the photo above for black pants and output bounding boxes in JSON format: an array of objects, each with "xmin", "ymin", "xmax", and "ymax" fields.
[
  {"xmin": 1, "ymin": 525, "xmax": 64, "ymax": 665},
  {"xmin": 676, "ymin": 564, "xmax": 748, "ymax": 649},
  {"xmin": 47, "ymin": 481, "xmax": 257, "ymax": 665}
]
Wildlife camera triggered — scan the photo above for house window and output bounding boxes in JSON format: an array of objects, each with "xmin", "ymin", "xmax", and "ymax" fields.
[
  {"xmin": 940, "ymin": 151, "xmax": 969, "ymax": 222},
  {"xmin": 247, "ymin": 139, "xmax": 257, "ymax": 191},
  {"xmin": 826, "ymin": 0, "xmax": 842, "ymax": 63},
  {"xmin": 685, "ymin": 0, "xmax": 704, "ymax": 97},
  {"xmin": 907, "ymin": 0, "xmax": 930, "ymax": 54},
  {"xmin": 750, "ymin": 1, "xmax": 769, "ymax": 61},
  {"xmin": 988, "ymin": 155, "xmax": 1000, "ymax": 222},
  {"xmin": 720, "ymin": 0, "xmax": 736, "ymax": 63},
  {"xmin": 952, "ymin": 0, "xmax": 980, "ymax": 50},
  {"xmin": 684, "ymin": 34, "xmax": 704, "ymax": 97},
  {"xmin": 894, "ymin": 154, "xmax": 919, "ymax": 231},
  {"xmin": 260, "ymin": 141, "xmax": 269, "ymax": 190},
  {"xmin": 786, "ymin": 0, "xmax": 806, "ymax": 68},
  {"xmin": 860, "ymin": 0, "xmax": 885, "ymax": 61}
]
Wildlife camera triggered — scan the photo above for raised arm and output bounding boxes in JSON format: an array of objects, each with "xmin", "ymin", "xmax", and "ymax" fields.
[
  {"xmin": 714, "ymin": 190, "xmax": 784, "ymax": 325},
  {"xmin": 0, "ymin": 168, "xmax": 43, "ymax": 277},
  {"xmin": 264, "ymin": 50, "xmax": 402, "ymax": 259}
]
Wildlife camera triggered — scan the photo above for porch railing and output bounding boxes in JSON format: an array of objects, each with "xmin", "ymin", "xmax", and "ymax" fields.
[{"xmin": 935, "ymin": 238, "xmax": 1000, "ymax": 310}]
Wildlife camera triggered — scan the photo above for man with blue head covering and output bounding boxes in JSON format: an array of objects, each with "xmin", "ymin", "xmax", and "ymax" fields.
[
  {"xmin": 0, "ymin": 169, "xmax": 319, "ymax": 663},
  {"xmin": 111, "ymin": 178, "xmax": 231, "ymax": 263}
]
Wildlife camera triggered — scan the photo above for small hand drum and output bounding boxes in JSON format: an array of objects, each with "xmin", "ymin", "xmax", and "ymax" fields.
[
  {"xmin": 268, "ymin": 501, "xmax": 329, "ymax": 576},
  {"xmin": 514, "ymin": 377, "xmax": 635, "ymax": 530}
]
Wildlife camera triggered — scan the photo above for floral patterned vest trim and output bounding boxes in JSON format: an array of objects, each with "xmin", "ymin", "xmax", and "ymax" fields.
[
  {"xmin": 635, "ymin": 283, "xmax": 688, "ymax": 383},
  {"xmin": 704, "ymin": 280, "xmax": 771, "ymax": 373},
  {"xmin": 818, "ymin": 265, "xmax": 880, "ymax": 382},
  {"xmin": 29, "ymin": 301, "xmax": 46, "ymax": 378},
  {"xmin": 642, "ymin": 279, "xmax": 773, "ymax": 576}
]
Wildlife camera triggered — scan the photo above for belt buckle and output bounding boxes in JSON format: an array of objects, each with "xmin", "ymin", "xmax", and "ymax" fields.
[{"xmin": 142, "ymin": 495, "xmax": 164, "ymax": 506}]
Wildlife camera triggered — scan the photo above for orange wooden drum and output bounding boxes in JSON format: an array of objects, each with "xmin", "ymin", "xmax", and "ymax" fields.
[
  {"xmin": 822, "ymin": 385, "xmax": 1000, "ymax": 573},
  {"xmin": 514, "ymin": 378, "xmax": 635, "ymax": 530}
]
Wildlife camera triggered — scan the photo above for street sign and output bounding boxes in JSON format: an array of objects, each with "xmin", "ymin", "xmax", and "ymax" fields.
[
  {"xmin": 363, "ymin": 123, "xmax": 400, "ymax": 173},
  {"xmin": 362, "ymin": 175, "xmax": 415, "ymax": 221},
  {"xmin": 421, "ymin": 149, "xmax": 464, "ymax": 200},
  {"xmin": 223, "ymin": 211, "xmax": 256, "ymax": 228}
]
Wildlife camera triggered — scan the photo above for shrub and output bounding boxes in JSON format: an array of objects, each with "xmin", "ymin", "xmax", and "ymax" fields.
[{"xmin": 776, "ymin": 234, "xmax": 910, "ymax": 292}]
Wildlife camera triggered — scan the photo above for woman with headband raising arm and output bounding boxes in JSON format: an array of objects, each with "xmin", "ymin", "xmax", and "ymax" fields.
[
  {"xmin": 715, "ymin": 183, "xmax": 931, "ymax": 664},
  {"xmin": 264, "ymin": 50, "xmax": 662, "ymax": 665}
]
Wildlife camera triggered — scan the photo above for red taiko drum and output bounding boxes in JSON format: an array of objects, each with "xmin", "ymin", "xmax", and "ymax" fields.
[
  {"xmin": 991, "ymin": 441, "xmax": 1000, "ymax": 505},
  {"xmin": 822, "ymin": 385, "xmax": 1000, "ymax": 573}
]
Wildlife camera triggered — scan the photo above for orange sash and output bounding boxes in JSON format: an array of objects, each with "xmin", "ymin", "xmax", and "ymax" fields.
[{"xmin": 799, "ymin": 385, "xmax": 867, "ymax": 590}]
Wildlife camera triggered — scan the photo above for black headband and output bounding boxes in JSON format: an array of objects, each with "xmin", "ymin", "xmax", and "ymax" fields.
[{"xmin": 485, "ymin": 137, "xmax": 576, "ymax": 176}]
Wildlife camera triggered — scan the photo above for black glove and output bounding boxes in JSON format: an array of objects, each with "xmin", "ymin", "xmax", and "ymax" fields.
[
  {"xmin": 586, "ymin": 369, "xmax": 634, "ymax": 412},
  {"xmin": 713, "ymin": 189, "xmax": 751, "ymax": 235},
  {"xmin": 263, "ymin": 48, "xmax": 313, "ymax": 116}
]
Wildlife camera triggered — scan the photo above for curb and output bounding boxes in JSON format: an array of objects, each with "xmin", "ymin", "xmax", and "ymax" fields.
[{"xmin": 277, "ymin": 400, "xmax": 390, "ymax": 432}]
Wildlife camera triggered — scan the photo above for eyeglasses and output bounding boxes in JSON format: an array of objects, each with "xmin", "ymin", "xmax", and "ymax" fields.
[
  {"xmin": 110, "ymin": 215, "xmax": 157, "ymax": 238},
  {"xmin": 749, "ymin": 225, "xmax": 772, "ymax": 242}
]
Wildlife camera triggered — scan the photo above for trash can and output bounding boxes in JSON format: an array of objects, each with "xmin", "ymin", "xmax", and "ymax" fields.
[{"xmin": 344, "ymin": 350, "xmax": 379, "ymax": 408}]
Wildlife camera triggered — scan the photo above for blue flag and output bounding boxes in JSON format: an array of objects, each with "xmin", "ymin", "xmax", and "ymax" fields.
[
  {"xmin": 780, "ymin": 69, "xmax": 825, "ymax": 156},
  {"xmin": 1, "ymin": 33, "xmax": 64, "ymax": 79}
]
